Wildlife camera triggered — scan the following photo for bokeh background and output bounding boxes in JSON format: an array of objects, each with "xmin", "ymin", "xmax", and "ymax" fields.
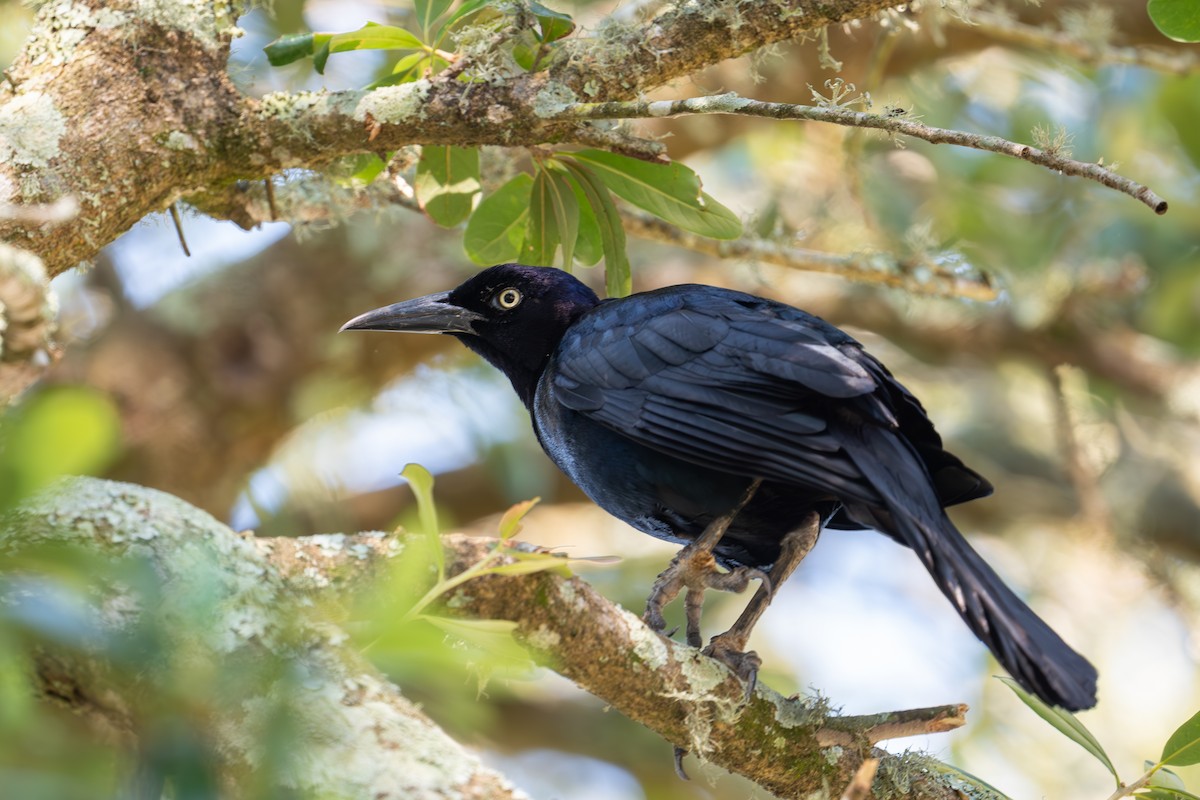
[{"xmin": 2, "ymin": 0, "xmax": 1199, "ymax": 797}]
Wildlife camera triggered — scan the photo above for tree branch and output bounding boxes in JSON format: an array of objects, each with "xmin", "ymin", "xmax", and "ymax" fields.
[
  {"xmin": 621, "ymin": 210, "xmax": 1000, "ymax": 301},
  {"xmin": 3, "ymin": 478, "xmax": 525, "ymax": 799},
  {"xmin": 5, "ymin": 477, "xmax": 991, "ymax": 799},
  {"xmin": 0, "ymin": 0, "xmax": 907, "ymax": 276},
  {"xmin": 559, "ymin": 93, "xmax": 1169, "ymax": 215},
  {"xmin": 954, "ymin": 7, "xmax": 1200, "ymax": 77}
]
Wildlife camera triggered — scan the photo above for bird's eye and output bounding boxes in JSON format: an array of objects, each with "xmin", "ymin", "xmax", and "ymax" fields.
[{"xmin": 494, "ymin": 288, "xmax": 523, "ymax": 310}]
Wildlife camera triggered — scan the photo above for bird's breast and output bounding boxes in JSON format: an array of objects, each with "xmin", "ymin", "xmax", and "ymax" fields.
[{"xmin": 531, "ymin": 375, "xmax": 829, "ymax": 568}]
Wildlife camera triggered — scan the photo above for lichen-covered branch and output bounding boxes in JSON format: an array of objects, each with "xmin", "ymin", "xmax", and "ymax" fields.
[
  {"xmin": 263, "ymin": 528, "xmax": 981, "ymax": 798},
  {"xmin": 561, "ymin": 93, "xmax": 1169, "ymax": 215},
  {"xmin": 4, "ymin": 477, "xmax": 990, "ymax": 799},
  {"xmin": 2, "ymin": 478, "xmax": 525, "ymax": 800},
  {"xmin": 0, "ymin": 0, "xmax": 906, "ymax": 277},
  {"xmin": 621, "ymin": 210, "xmax": 999, "ymax": 301}
]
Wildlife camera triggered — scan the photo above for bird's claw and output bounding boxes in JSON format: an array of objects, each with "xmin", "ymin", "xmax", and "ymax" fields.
[
  {"xmin": 703, "ymin": 636, "xmax": 762, "ymax": 703},
  {"xmin": 672, "ymin": 746, "xmax": 689, "ymax": 781},
  {"xmin": 643, "ymin": 545, "xmax": 769, "ymax": 647}
]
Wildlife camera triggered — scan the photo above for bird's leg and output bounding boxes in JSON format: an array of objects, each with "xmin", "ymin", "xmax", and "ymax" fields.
[
  {"xmin": 643, "ymin": 479, "xmax": 768, "ymax": 647},
  {"xmin": 703, "ymin": 511, "xmax": 822, "ymax": 698}
]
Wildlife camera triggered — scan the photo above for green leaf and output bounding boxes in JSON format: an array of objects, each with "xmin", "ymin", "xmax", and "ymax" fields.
[
  {"xmin": 570, "ymin": 177, "xmax": 602, "ymax": 266},
  {"xmin": 332, "ymin": 22, "xmax": 425, "ymax": 52},
  {"xmin": 415, "ymin": 146, "xmax": 481, "ymax": 227},
  {"xmin": 1138, "ymin": 789, "xmax": 1200, "ymax": 800},
  {"xmin": 569, "ymin": 149, "xmax": 742, "ymax": 240},
  {"xmin": 543, "ymin": 167, "xmax": 580, "ymax": 270},
  {"xmin": 498, "ymin": 498, "xmax": 540, "ymax": 541},
  {"xmin": 419, "ymin": 615, "xmax": 531, "ymax": 666},
  {"xmin": 263, "ymin": 32, "xmax": 327, "ymax": 66},
  {"xmin": 367, "ymin": 51, "xmax": 428, "ymax": 88},
  {"xmin": 520, "ymin": 169, "xmax": 561, "ymax": 265},
  {"xmin": 464, "ymin": 173, "xmax": 532, "ymax": 264},
  {"xmin": 1162, "ymin": 709, "xmax": 1200, "ymax": 766},
  {"xmin": 511, "ymin": 30, "xmax": 541, "ymax": 72},
  {"xmin": 313, "ymin": 37, "xmax": 333, "ymax": 73},
  {"xmin": 442, "ymin": 0, "xmax": 495, "ymax": 32},
  {"xmin": 401, "ymin": 463, "xmax": 442, "ymax": 580},
  {"xmin": 332, "ymin": 153, "xmax": 386, "ymax": 187},
  {"xmin": 415, "ymin": 0, "xmax": 454, "ymax": 38},
  {"xmin": 1148, "ymin": 764, "xmax": 1188, "ymax": 791},
  {"xmin": 560, "ymin": 160, "xmax": 631, "ymax": 297},
  {"xmin": 1149, "ymin": 0, "xmax": 1200, "ymax": 42},
  {"xmin": 0, "ymin": 387, "xmax": 121, "ymax": 509},
  {"xmin": 529, "ymin": 0, "xmax": 575, "ymax": 42},
  {"xmin": 310, "ymin": 23, "xmax": 425, "ymax": 74},
  {"xmin": 997, "ymin": 677, "xmax": 1119, "ymax": 782}
]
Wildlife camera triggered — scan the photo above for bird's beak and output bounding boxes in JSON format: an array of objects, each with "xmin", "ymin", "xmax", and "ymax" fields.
[{"xmin": 340, "ymin": 291, "xmax": 485, "ymax": 335}]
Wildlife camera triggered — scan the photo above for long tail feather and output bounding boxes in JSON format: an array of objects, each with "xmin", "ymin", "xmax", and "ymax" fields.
[{"xmin": 844, "ymin": 426, "xmax": 1098, "ymax": 711}]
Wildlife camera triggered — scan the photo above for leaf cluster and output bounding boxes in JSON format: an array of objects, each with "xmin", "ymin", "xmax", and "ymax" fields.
[
  {"xmin": 264, "ymin": 1, "xmax": 744, "ymax": 298},
  {"xmin": 1001, "ymin": 677, "xmax": 1200, "ymax": 800}
]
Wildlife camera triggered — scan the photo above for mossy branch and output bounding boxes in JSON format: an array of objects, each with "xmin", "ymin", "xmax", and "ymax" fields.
[
  {"xmin": 5, "ymin": 477, "xmax": 988, "ymax": 799},
  {"xmin": 0, "ymin": 0, "xmax": 906, "ymax": 277}
]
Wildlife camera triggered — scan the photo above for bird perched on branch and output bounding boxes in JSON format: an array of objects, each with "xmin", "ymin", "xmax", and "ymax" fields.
[{"xmin": 342, "ymin": 263, "xmax": 1098, "ymax": 712}]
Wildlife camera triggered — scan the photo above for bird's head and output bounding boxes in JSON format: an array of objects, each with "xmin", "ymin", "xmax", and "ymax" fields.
[{"xmin": 341, "ymin": 264, "xmax": 601, "ymax": 406}]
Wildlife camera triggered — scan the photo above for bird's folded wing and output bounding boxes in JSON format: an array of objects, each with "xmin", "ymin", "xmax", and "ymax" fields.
[{"xmin": 550, "ymin": 295, "xmax": 893, "ymax": 505}]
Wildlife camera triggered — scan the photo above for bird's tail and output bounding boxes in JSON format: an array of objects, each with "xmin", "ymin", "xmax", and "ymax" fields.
[{"xmin": 844, "ymin": 426, "xmax": 1098, "ymax": 711}]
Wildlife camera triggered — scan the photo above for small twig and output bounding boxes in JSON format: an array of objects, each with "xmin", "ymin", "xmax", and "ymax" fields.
[
  {"xmin": 168, "ymin": 203, "xmax": 191, "ymax": 257},
  {"xmin": 958, "ymin": 8, "xmax": 1200, "ymax": 77},
  {"xmin": 621, "ymin": 209, "xmax": 999, "ymax": 301},
  {"xmin": 816, "ymin": 703, "xmax": 968, "ymax": 746},
  {"xmin": 569, "ymin": 125, "xmax": 668, "ymax": 162},
  {"xmin": 559, "ymin": 94, "xmax": 1169, "ymax": 215},
  {"xmin": 839, "ymin": 757, "xmax": 880, "ymax": 800},
  {"xmin": 1103, "ymin": 766, "xmax": 1159, "ymax": 800},
  {"xmin": 263, "ymin": 177, "xmax": 278, "ymax": 222},
  {"xmin": 190, "ymin": 173, "xmax": 420, "ymax": 230}
]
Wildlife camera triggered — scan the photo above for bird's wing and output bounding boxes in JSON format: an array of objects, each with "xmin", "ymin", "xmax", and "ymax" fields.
[{"xmin": 549, "ymin": 287, "xmax": 896, "ymax": 504}]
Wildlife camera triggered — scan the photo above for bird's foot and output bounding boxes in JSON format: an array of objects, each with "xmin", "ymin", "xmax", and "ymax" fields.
[
  {"xmin": 644, "ymin": 480, "xmax": 766, "ymax": 647},
  {"xmin": 703, "ymin": 633, "xmax": 763, "ymax": 702},
  {"xmin": 643, "ymin": 542, "xmax": 770, "ymax": 648},
  {"xmin": 700, "ymin": 513, "xmax": 824, "ymax": 702}
]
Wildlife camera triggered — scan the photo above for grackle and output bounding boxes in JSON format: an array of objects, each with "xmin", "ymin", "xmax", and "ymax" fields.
[{"xmin": 342, "ymin": 264, "xmax": 1098, "ymax": 712}]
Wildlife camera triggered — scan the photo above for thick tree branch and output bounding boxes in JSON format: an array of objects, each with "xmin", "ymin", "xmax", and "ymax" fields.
[
  {"xmin": 0, "ymin": 0, "xmax": 906, "ymax": 276},
  {"xmin": 560, "ymin": 93, "xmax": 1169, "ymax": 215},
  {"xmin": 2, "ymin": 478, "xmax": 525, "ymax": 799},
  {"xmin": 4, "ymin": 477, "xmax": 991, "ymax": 799}
]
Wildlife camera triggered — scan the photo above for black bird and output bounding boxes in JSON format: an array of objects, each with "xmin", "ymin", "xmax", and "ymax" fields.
[{"xmin": 342, "ymin": 264, "xmax": 1098, "ymax": 711}]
